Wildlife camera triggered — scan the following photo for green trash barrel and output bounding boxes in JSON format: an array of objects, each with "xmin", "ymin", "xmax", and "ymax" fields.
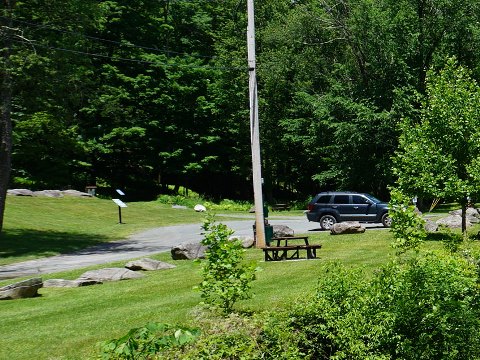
[
  {"xmin": 253, "ymin": 223, "xmax": 274, "ymax": 246},
  {"xmin": 265, "ymin": 224, "xmax": 273, "ymax": 246}
]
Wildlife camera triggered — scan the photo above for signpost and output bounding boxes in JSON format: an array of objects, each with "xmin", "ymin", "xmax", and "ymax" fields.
[{"xmin": 112, "ymin": 198, "xmax": 127, "ymax": 224}]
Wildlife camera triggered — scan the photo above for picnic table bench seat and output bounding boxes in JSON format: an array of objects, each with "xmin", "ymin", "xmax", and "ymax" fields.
[{"xmin": 262, "ymin": 236, "xmax": 322, "ymax": 261}]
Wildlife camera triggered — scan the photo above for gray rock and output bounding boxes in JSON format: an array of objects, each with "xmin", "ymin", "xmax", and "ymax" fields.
[
  {"xmin": 194, "ymin": 204, "xmax": 207, "ymax": 212},
  {"xmin": 172, "ymin": 205, "xmax": 188, "ymax": 210},
  {"xmin": 33, "ymin": 190, "xmax": 63, "ymax": 197},
  {"xmin": 125, "ymin": 258, "xmax": 176, "ymax": 271},
  {"xmin": 330, "ymin": 222, "xmax": 366, "ymax": 235},
  {"xmin": 78, "ymin": 268, "xmax": 144, "ymax": 282},
  {"xmin": 0, "ymin": 278, "xmax": 43, "ymax": 300},
  {"xmin": 424, "ymin": 219, "xmax": 439, "ymax": 233},
  {"xmin": 43, "ymin": 279, "xmax": 102, "ymax": 288},
  {"xmin": 7, "ymin": 189, "xmax": 34, "ymax": 196},
  {"xmin": 436, "ymin": 215, "xmax": 472, "ymax": 229},
  {"xmin": 228, "ymin": 235, "xmax": 255, "ymax": 248},
  {"xmin": 171, "ymin": 242, "xmax": 207, "ymax": 260},
  {"xmin": 273, "ymin": 225, "xmax": 294, "ymax": 238},
  {"xmin": 449, "ymin": 208, "xmax": 480, "ymax": 218},
  {"xmin": 61, "ymin": 189, "xmax": 93, "ymax": 197}
]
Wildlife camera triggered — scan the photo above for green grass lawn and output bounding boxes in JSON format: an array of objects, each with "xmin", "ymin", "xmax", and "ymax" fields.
[
  {"xmin": 0, "ymin": 196, "xmax": 477, "ymax": 359},
  {"xmin": 1, "ymin": 231, "xmax": 395, "ymax": 360},
  {"xmin": 0, "ymin": 195, "xmax": 208, "ymax": 265}
]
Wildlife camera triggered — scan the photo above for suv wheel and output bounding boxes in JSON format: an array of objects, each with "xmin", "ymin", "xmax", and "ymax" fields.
[
  {"xmin": 381, "ymin": 213, "xmax": 392, "ymax": 227},
  {"xmin": 319, "ymin": 215, "xmax": 336, "ymax": 230}
]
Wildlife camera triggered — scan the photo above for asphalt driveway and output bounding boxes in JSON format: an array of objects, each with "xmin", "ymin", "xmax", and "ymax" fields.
[{"xmin": 0, "ymin": 216, "xmax": 384, "ymax": 280}]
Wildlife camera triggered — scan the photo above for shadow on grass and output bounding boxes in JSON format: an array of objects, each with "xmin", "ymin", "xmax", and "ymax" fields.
[
  {"xmin": 425, "ymin": 231, "xmax": 463, "ymax": 242},
  {"xmin": 0, "ymin": 229, "xmax": 109, "ymax": 260}
]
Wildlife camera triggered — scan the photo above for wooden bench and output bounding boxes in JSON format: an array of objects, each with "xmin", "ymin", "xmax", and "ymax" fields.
[
  {"xmin": 262, "ymin": 236, "xmax": 322, "ymax": 261},
  {"xmin": 271, "ymin": 203, "xmax": 290, "ymax": 211},
  {"xmin": 262, "ymin": 245, "xmax": 322, "ymax": 261}
]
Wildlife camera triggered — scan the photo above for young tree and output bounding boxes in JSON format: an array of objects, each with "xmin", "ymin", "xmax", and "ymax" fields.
[{"xmin": 393, "ymin": 58, "xmax": 480, "ymax": 233}]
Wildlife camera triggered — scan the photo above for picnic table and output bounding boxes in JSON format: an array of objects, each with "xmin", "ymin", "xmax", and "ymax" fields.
[
  {"xmin": 262, "ymin": 236, "xmax": 322, "ymax": 261},
  {"xmin": 271, "ymin": 203, "xmax": 290, "ymax": 211}
]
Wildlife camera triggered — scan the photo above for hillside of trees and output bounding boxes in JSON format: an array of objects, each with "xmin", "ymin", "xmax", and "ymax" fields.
[{"xmin": 2, "ymin": 0, "xmax": 480, "ymax": 203}]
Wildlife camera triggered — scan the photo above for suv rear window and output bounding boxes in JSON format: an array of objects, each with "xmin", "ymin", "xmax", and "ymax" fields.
[
  {"xmin": 317, "ymin": 195, "xmax": 332, "ymax": 203},
  {"xmin": 333, "ymin": 195, "xmax": 349, "ymax": 204}
]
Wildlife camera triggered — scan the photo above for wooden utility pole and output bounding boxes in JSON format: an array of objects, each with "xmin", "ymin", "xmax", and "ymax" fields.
[{"xmin": 247, "ymin": 0, "xmax": 265, "ymax": 248}]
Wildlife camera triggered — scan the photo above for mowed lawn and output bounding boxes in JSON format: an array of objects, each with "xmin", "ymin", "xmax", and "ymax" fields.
[
  {"xmin": 0, "ymin": 195, "xmax": 206, "ymax": 265},
  {"xmin": 0, "ymin": 196, "xmax": 476, "ymax": 359}
]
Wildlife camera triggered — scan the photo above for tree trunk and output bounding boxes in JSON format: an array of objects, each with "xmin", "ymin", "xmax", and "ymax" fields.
[
  {"xmin": 461, "ymin": 196, "xmax": 467, "ymax": 235},
  {"xmin": 0, "ymin": 0, "xmax": 15, "ymax": 233}
]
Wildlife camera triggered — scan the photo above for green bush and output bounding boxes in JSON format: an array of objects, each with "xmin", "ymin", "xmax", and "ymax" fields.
[
  {"xmin": 263, "ymin": 252, "xmax": 480, "ymax": 359},
  {"xmin": 389, "ymin": 188, "xmax": 426, "ymax": 254},
  {"xmin": 197, "ymin": 216, "xmax": 258, "ymax": 314},
  {"xmin": 161, "ymin": 308, "xmax": 264, "ymax": 359},
  {"xmin": 97, "ymin": 322, "xmax": 200, "ymax": 360},
  {"xmin": 156, "ymin": 194, "xmax": 252, "ymax": 211}
]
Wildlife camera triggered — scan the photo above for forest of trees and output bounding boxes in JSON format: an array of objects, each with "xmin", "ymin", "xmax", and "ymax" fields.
[{"xmin": 2, "ymin": 0, "xmax": 480, "ymax": 205}]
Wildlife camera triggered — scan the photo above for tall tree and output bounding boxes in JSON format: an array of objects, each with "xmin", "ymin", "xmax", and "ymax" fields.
[
  {"xmin": 0, "ymin": 0, "xmax": 15, "ymax": 233},
  {"xmin": 393, "ymin": 58, "xmax": 480, "ymax": 233}
]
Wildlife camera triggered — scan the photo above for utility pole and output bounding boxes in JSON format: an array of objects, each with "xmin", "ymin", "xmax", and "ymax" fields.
[{"xmin": 247, "ymin": 0, "xmax": 266, "ymax": 248}]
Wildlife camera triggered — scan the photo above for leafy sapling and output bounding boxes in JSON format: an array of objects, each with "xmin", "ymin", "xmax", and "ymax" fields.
[{"xmin": 198, "ymin": 215, "xmax": 257, "ymax": 314}]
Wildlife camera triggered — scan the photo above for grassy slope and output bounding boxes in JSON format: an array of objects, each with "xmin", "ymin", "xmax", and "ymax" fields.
[
  {"xmin": 0, "ymin": 196, "xmax": 206, "ymax": 265},
  {"xmin": 0, "ymin": 196, "xmax": 475, "ymax": 359}
]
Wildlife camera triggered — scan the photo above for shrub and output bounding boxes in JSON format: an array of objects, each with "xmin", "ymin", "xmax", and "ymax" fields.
[
  {"xmin": 97, "ymin": 322, "xmax": 200, "ymax": 360},
  {"xmin": 372, "ymin": 252, "xmax": 480, "ymax": 359},
  {"xmin": 265, "ymin": 252, "xmax": 480, "ymax": 359},
  {"xmin": 198, "ymin": 216, "xmax": 257, "ymax": 314},
  {"xmin": 389, "ymin": 188, "xmax": 426, "ymax": 254},
  {"xmin": 161, "ymin": 308, "xmax": 264, "ymax": 359}
]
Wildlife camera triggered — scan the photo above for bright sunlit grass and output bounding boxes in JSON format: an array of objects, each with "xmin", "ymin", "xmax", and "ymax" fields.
[{"xmin": 2, "ymin": 195, "xmax": 479, "ymax": 359}]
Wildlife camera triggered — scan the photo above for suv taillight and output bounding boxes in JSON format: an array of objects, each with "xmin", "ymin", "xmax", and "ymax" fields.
[{"xmin": 307, "ymin": 203, "xmax": 314, "ymax": 211}]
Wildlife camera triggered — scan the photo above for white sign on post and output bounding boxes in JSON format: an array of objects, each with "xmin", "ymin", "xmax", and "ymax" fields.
[{"xmin": 112, "ymin": 198, "xmax": 127, "ymax": 208}]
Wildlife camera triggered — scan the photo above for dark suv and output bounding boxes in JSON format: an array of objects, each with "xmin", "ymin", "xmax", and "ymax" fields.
[{"xmin": 306, "ymin": 191, "xmax": 391, "ymax": 230}]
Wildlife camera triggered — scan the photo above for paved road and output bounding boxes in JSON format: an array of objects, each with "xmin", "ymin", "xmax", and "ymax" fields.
[{"xmin": 0, "ymin": 216, "xmax": 384, "ymax": 280}]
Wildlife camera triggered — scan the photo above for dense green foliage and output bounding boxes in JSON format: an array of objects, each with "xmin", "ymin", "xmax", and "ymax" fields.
[
  {"xmin": 389, "ymin": 188, "xmax": 426, "ymax": 253},
  {"xmin": 98, "ymin": 322, "xmax": 200, "ymax": 360},
  {"xmin": 121, "ymin": 251, "xmax": 480, "ymax": 359},
  {"xmin": 261, "ymin": 253, "xmax": 480, "ymax": 359},
  {"xmin": 393, "ymin": 58, "xmax": 480, "ymax": 231},
  {"xmin": 3, "ymin": 0, "xmax": 480, "ymax": 203},
  {"xmin": 198, "ymin": 216, "xmax": 257, "ymax": 313}
]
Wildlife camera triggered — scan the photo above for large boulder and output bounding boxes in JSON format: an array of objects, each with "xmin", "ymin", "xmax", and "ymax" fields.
[
  {"xmin": 0, "ymin": 278, "xmax": 43, "ymax": 300},
  {"xmin": 7, "ymin": 189, "xmax": 34, "ymax": 196},
  {"xmin": 436, "ymin": 215, "xmax": 472, "ymax": 229},
  {"xmin": 171, "ymin": 243, "xmax": 207, "ymax": 260},
  {"xmin": 449, "ymin": 208, "xmax": 480, "ymax": 218},
  {"xmin": 33, "ymin": 190, "xmax": 63, "ymax": 197},
  {"xmin": 424, "ymin": 219, "xmax": 439, "ymax": 233},
  {"xmin": 62, "ymin": 189, "xmax": 93, "ymax": 197},
  {"xmin": 43, "ymin": 279, "xmax": 102, "ymax": 288},
  {"xmin": 125, "ymin": 258, "xmax": 176, "ymax": 271},
  {"xmin": 194, "ymin": 204, "xmax": 207, "ymax": 212},
  {"xmin": 78, "ymin": 268, "xmax": 144, "ymax": 282},
  {"xmin": 330, "ymin": 222, "xmax": 366, "ymax": 235},
  {"xmin": 272, "ymin": 225, "xmax": 294, "ymax": 238},
  {"xmin": 228, "ymin": 235, "xmax": 255, "ymax": 248}
]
